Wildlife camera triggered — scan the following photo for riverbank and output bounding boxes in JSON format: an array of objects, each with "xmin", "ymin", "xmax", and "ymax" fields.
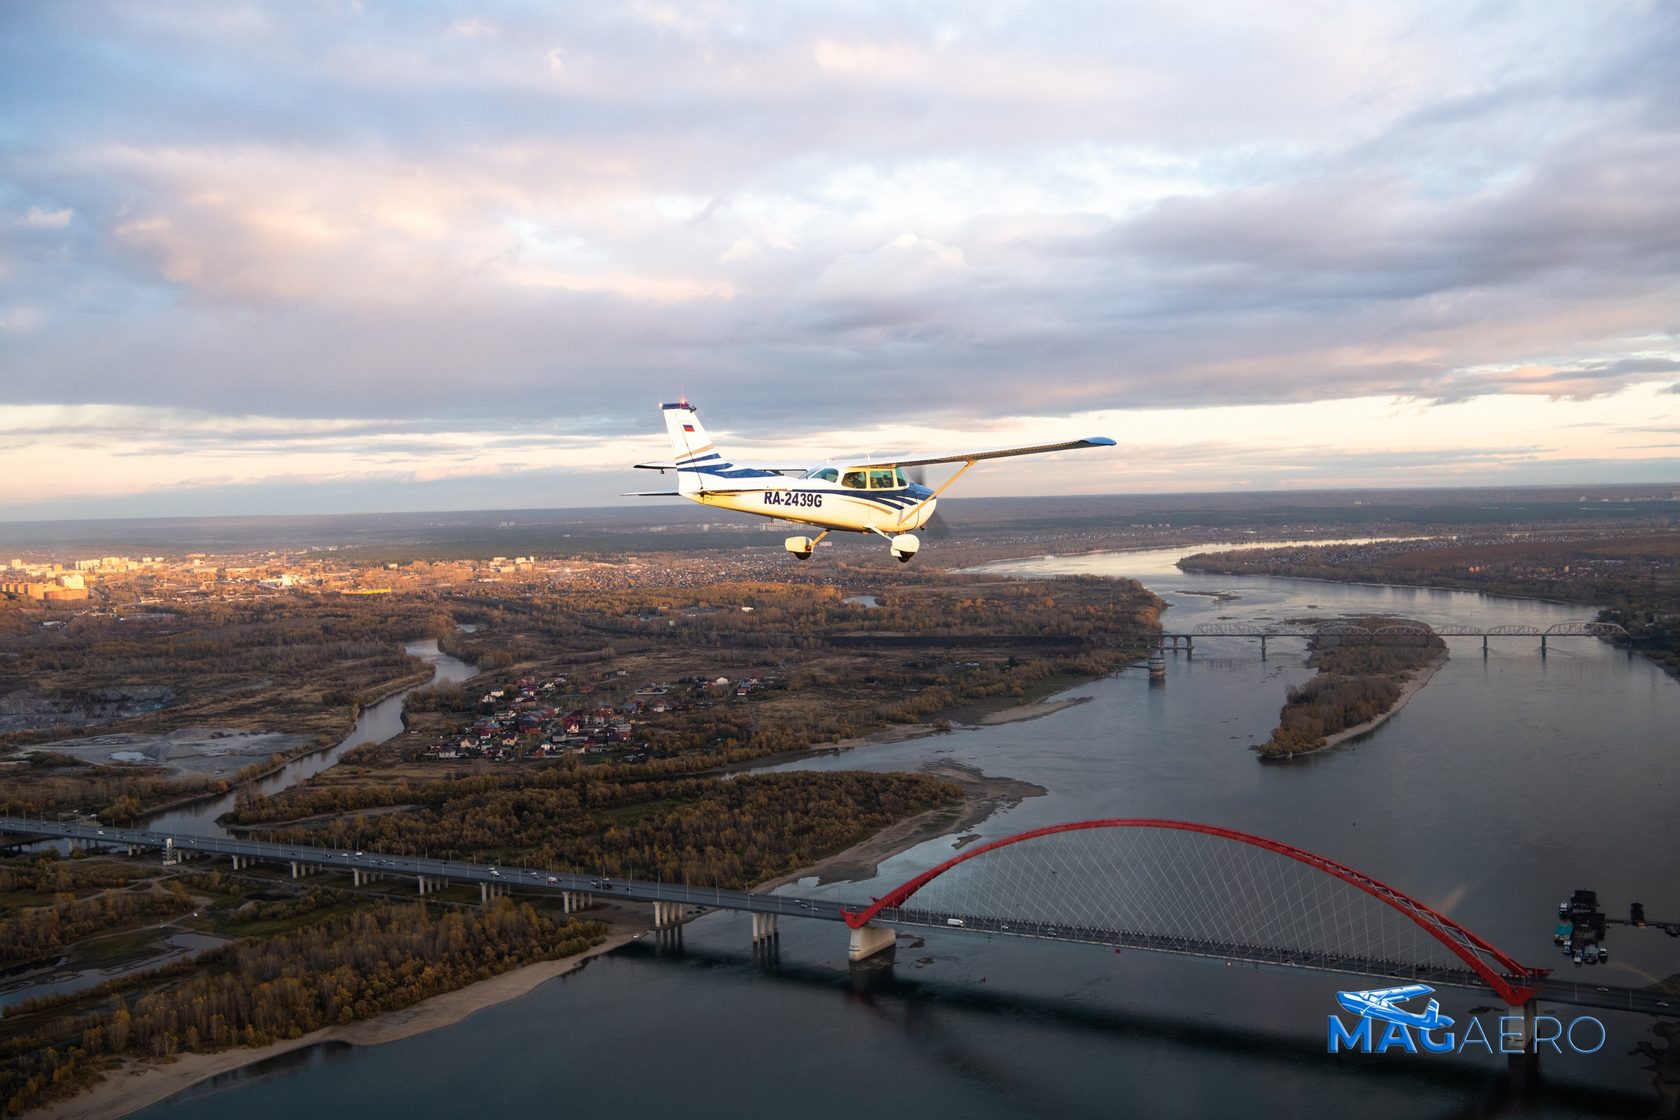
[{"xmin": 24, "ymin": 927, "xmax": 642, "ymax": 1120}]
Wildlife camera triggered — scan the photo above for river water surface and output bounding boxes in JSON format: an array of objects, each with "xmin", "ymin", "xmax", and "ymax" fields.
[{"xmin": 130, "ymin": 550, "xmax": 1679, "ymax": 1118}]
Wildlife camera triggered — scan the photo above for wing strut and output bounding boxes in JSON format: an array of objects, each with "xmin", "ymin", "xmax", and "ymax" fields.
[{"xmin": 891, "ymin": 460, "xmax": 977, "ymax": 532}]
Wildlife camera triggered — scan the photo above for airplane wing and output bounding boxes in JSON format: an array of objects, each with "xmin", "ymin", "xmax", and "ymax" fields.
[{"xmin": 848, "ymin": 436, "xmax": 1115, "ymax": 469}]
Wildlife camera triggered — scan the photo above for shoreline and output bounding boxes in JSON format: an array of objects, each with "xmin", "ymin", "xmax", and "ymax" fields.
[
  {"xmin": 753, "ymin": 759, "xmax": 1047, "ymax": 892},
  {"xmin": 26, "ymin": 929, "xmax": 641, "ymax": 1120}
]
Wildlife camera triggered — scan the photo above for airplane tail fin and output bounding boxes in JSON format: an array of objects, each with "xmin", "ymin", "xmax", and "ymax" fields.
[{"xmin": 662, "ymin": 401, "xmax": 714, "ymax": 495}]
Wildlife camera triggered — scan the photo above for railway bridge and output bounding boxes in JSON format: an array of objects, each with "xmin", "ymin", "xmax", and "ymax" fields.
[{"xmin": 1156, "ymin": 619, "xmax": 1631, "ymax": 658}]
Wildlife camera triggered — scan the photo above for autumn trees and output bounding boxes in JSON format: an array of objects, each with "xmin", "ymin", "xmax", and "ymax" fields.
[{"xmin": 1, "ymin": 899, "xmax": 605, "ymax": 1114}]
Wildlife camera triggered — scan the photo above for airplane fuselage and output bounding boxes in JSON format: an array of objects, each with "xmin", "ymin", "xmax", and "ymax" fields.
[{"xmin": 686, "ymin": 481, "xmax": 939, "ymax": 535}]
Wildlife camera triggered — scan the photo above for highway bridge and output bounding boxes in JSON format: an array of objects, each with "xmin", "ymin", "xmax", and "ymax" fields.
[{"xmin": 3, "ymin": 815, "xmax": 1671, "ymax": 1026}]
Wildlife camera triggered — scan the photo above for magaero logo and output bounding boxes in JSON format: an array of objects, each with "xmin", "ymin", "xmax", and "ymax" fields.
[{"xmin": 1327, "ymin": 984, "xmax": 1605, "ymax": 1055}]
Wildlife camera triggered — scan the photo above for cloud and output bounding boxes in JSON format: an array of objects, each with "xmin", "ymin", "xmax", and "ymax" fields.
[
  {"xmin": 0, "ymin": 307, "xmax": 42, "ymax": 332},
  {"xmin": 17, "ymin": 207, "xmax": 72, "ymax": 229},
  {"xmin": 3, "ymin": 1, "xmax": 1679, "ymax": 516}
]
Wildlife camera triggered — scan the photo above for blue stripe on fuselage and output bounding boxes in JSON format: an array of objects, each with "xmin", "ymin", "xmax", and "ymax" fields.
[
  {"xmin": 683, "ymin": 474, "xmax": 937, "ymax": 502},
  {"xmin": 678, "ymin": 461, "xmax": 785, "ymax": 479}
]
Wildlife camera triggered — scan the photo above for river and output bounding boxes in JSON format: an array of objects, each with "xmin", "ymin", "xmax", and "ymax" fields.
[
  {"xmin": 142, "ymin": 639, "xmax": 478, "ymax": 838},
  {"xmin": 128, "ymin": 549, "xmax": 1679, "ymax": 1118}
]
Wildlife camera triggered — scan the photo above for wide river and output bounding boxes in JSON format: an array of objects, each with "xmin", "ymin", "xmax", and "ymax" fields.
[{"xmin": 131, "ymin": 547, "xmax": 1679, "ymax": 1118}]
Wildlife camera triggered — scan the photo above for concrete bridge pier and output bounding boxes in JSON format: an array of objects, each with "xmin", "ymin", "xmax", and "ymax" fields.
[
  {"xmin": 653, "ymin": 900, "xmax": 685, "ymax": 929},
  {"xmin": 750, "ymin": 912, "xmax": 779, "ymax": 946},
  {"xmin": 559, "ymin": 891, "xmax": 587, "ymax": 914},
  {"xmin": 1540, "ymin": 636, "xmax": 1548, "ymax": 658},
  {"xmin": 847, "ymin": 922, "xmax": 895, "ymax": 963},
  {"xmin": 1259, "ymin": 635, "xmax": 1267, "ymax": 660},
  {"xmin": 352, "ymin": 868, "xmax": 384, "ymax": 887},
  {"xmin": 416, "ymin": 874, "xmax": 445, "ymax": 895},
  {"xmin": 290, "ymin": 860, "xmax": 319, "ymax": 879},
  {"xmin": 1158, "ymin": 635, "xmax": 1194, "ymax": 657},
  {"xmin": 479, "ymin": 881, "xmax": 510, "ymax": 905}
]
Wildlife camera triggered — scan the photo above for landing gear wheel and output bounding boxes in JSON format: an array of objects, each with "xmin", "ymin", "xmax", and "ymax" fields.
[{"xmin": 890, "ymin": 533, "xmax": 921, "ymax": 563}]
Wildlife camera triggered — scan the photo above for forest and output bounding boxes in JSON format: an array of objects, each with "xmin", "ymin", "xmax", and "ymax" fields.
[{"xmin": 226, "ymin": 770, "xmax": 962, "ymax": 887}]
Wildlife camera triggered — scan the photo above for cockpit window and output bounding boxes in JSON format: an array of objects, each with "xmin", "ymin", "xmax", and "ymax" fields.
[
  {"xmin": 841, "ymin": 470, "xmax": 867, "ymax": 489},
  {"xmin": 868, "ymin": 468, "xmax": 899, "ymax": 489},
  {"xmin": 803, "ymin": 467, "xmax": 839, "ymax": 483}
]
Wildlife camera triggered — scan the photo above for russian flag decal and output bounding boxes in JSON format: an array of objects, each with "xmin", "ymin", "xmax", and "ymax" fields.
[{"xmin": 683, "ymin": 424, "xmax": 695, "ymax": 432}]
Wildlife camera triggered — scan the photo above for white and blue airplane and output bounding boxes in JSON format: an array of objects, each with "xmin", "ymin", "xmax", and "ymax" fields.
[
  {"xmin": 1335, "ymin": 984, "xmax": 1455, "ymax": 1032},
  {"xmin": 630, "ymin": 400, "xmax": 1115, "ymax": 562}
]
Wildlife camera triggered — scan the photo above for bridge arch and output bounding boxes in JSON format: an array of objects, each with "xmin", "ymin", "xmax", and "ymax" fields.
[{"xmin": 842, "ymin": 819, "xmax": 1544, "ymax": 1004}]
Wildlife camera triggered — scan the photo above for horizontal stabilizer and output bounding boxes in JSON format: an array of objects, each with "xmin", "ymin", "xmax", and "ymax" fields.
[
  {"xmin": 634, "ymin": 461, "xmax": 678, "ymax": 472},
  {"xmin": 623, "ymin": 490, "xmax": 683, "ymax": 497}
]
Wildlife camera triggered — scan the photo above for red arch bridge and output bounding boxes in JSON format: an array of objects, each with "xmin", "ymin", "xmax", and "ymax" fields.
[{"xmin": 2, "ymin": 815, "xmax": 1669, "ymax": 1019}]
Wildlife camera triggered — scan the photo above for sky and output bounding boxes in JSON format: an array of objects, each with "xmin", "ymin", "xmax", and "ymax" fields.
[{"xmin": 3, "ymin": 1, "xmax": 1679, "ymax": 521}]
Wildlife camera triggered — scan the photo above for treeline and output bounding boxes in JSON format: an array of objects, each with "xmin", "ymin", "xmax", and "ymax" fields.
[
  {"xmin": 1, "ymin": 900, "xmax": 605, "ymax": 1115},
  {"xmin": 228, "ymin": 770, "xmax": 960, "ymax": 887},
  {"xmin": 1258, "ymin": 620, "xmax": 1445, "ymax": 759},
  {"xmin": 0, "ymin": 882, "xmax": 192, "ymax": 969},
  {"xmin": 0, "ymin": 768, "xmax": 225, "ymax": 822},
  {"xmin": 440, "ymin": 575, "xmax": 1160, "ymax": 665}
]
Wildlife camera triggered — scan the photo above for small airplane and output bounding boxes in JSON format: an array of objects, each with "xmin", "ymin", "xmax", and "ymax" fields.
[
  {"xmin": 629, "ymin": 400, "xmax": 1115, "ymax": 561},
  {"xmin": 1335, "ymin": 984, "xmax": 1455, "ymax": 1032}
]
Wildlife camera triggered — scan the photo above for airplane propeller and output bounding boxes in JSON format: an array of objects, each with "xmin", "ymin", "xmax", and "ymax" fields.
[{"xmin": 906, "ymin": 466, "xmax": 953, "ymax": 539}]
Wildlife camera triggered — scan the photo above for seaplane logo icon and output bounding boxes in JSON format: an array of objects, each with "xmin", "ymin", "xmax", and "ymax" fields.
[{"xmin": 1335, "ymin": 984, "xmax": 1454, "ymax": 1032}]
